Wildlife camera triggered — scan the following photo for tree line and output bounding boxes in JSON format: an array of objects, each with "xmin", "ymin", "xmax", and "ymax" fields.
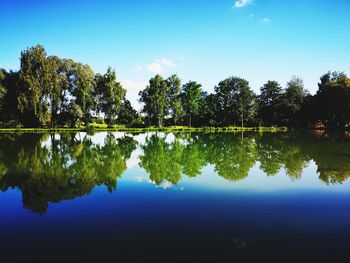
[{"xmin": 1, "ymin": 45, "xmax": 350, "ymax": 129}]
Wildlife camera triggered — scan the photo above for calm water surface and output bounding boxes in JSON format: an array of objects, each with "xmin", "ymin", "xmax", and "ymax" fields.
[{"xmin": 1, "ymin": 131, "xmax": 350, "ymax": 262}]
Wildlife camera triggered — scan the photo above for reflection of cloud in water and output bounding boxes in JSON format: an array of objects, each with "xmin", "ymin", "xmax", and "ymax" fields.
[
  {"xmin": 157, "ymin": 181, "xmax": 173, "ymax": 189},
  {"xmin": 126, "ymin": 148, "xmax": 141, "ymax": 168},
  {"xmin": 165, "ymin": 133, "xmax": 175, "ymax": 144},
  {"xmin": 153, "ymin": 181, "xmax": 185, "ymax": 191}
]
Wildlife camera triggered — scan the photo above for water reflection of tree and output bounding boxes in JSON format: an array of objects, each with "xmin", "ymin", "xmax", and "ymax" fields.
[
  {"xmin": 303, "ymin": 134, "xmax": 350, "ymax": 184},
  {"xmin": 0, "ymin": 133, "xmax": 136, "ymax": 214},
  {"xmin": 1, "ymin": 132, "xmax": 350, "ymax": 214},
  {"xmin": 200, "ymin": 134, "xmax": 258, "ymax": 181},
  {"xmin": 140, "ymin": 133, "xmax": 258, "ymax": 183},
  {"xmin": 139, "ymin": 132, "xmax": 350, "ymax": 186},
  {"xmin": 256, "ymin": 133, "xmax": 310, "ymax": 180},
  {"xmin": 139, "ymin": 134, "xmax": 184, "ymax": 184}
]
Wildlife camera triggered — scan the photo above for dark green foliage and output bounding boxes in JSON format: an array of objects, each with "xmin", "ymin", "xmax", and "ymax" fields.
[
  {"xmin": 258, "ymin": 80, "xmax": 283, "ymax": 125},
  {"xmin": 18, "ymin": 45, "xmax": 50, "ymax": 126},
  {"xmin": 215, "ymin": 77, "xmax": 257, "ymax": 126},
  {"xmin": 182, "ymin": 81, "xmax": 202, "ymax": 127},
  {"xmin": 139, "ymin": 75, "xmax": 168, "ymax": 128},
  {"xmin": 279, "ymin": 76, "xmax": 309, "ymax": 126},
  {"xmin": 118, "ymin": 97, "xmax": 142, "ymax": 127},
  {"xmin": 314, "ymin": 72, "xmax": 350, "ymax": 128},
  {"xmin": 95, "ymin": 67, "xmax": 126, "ymax": 125},
  {"xmin": 198, "ymin": 93, "xmax": 219, "ymax": 126},
  {"xmin": 166, "ymin": 74, "xmax": 185, "ymax": 125}
]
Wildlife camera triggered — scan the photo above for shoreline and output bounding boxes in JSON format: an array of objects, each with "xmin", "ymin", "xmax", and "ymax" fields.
[{"xmin": 0, "ymin": 126, "xmax": 288, "ymax": 133}]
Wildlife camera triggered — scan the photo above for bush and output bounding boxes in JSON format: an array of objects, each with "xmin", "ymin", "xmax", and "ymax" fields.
[
  {"xmin": 95, "ymin": 117, "xmax": 105, "ymax": 124},
  {"xmin": 1, "ymin": 120, "xmax": 23, "ymax": 128}
]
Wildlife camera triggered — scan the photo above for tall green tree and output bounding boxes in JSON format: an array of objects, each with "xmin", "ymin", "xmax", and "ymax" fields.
[
  {"xmin": 18, "ymin": 45, "xmax": 51, "ymax": 126},
  {"xmin": 45, "ymin": 56, "xmax": 69, "ymax": 127},
  {"xmin": 139, "ymin": 75, "xmax": 168, "ymax": 127},
  {"xmin": 68, "ymin": 62, "xmax": 95, "ymax": 125},
  {"xmin": 280, "ymin": 76, "xmax": 308, "ymax": 126},
  {"xmin": 215, "ymin": 77, "xmax": 256, "ymax": 127},
  {"xmin": 236, "ymin": 82, "xmax": 257, "ymax": 127},
  {"xmin": 182, "ymin": 81, "xmax": 202, "ymax": 127},
  {"xmin": 166, "ymin": 74, "xmax": 184, "ymax": 125},
  {"xmin": 316, "ymin": 71, "xmax": 350, "ymax": 128},
  {"xmin": 258, "ymin": 80, "xmax": 283, "ymax": 125},
  {"xmin": 95, "ymin": 67, "xmax": 126, "ymax": 125}
]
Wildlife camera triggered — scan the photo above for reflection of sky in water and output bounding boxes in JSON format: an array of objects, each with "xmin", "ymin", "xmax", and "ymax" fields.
[{"xmin": 120, "ymin": 161, "xmax": 350, "ymax": 194}]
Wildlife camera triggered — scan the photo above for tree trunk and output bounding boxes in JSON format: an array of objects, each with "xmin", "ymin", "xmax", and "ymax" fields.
[{"xmin": 189, "ymin": 115, "xmax": 192, "ymax": 127}]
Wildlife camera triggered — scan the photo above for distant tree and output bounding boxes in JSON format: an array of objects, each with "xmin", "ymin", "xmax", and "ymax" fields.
[
  {"xmin": 315, "ymin": 71, "xmax": 350, "ymax": 128},
  {"xmin": 0, "ymin": 70, "xmax": 23, "ymax": 126},
  {"xmin": 236, "ymin": 82, "xmax": 257, "ymax": 127},
  {"xmin": 95, "ymin": 67, "xmax": 126, "ymax": 125},
  {"xmin": 182, "ymin": 81, "xmax": 202, "ymax": 127},
  {"xmin": 139, "ymin": 75, "xmax": 168, "ymax": 127},
  {"xmin": 118, "ymin": 97, "xmax": 141, "ymax": 127},
  {"xmin": 258, "ymin": 80, "xmax": 283, "ymax": 125},
  {"xmin": 215, "ymin": 77, "xmax": 256, "ymax": 127},
  {"xmin": 166, "ymin": 74, "xmax": 184, "ymax": 125},
  {"xmin": 198, "ymin": 93, "xmax": 219, "ymax": 126},
  {"xmin": 280, "ymin": 76, "xmax": 308, "ymax": 126}
]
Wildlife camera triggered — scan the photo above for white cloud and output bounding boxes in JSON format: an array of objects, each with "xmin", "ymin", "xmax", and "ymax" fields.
[
  {"xmin": 234, "ymin": 0, "xmax": 252, "ymax": 8},
  {"xmin": 134, "ymin": 57, "xmax": 178, "ymax": 74},
  {"xmin": 155, "ymin": 57, "xmax": 175, "ymax": 68},
  {"xmin": 260, "ymin": 17, "xmax": 271, "ymax": 24},
  {"xmin": 147, "ymin": 62, "xmax": 164, "ymax": 74},
  {"xmin": 121, "ymin": 78, "xmax": 148, "ymax": 110},
  {"xmin": 122, "ymin": 78, "xmax": 148, "ymax": 90}
]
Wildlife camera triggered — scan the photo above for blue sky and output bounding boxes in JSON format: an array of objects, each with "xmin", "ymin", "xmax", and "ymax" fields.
[{"xmin": 1, "ymin": 0, "xmax": 349, "ymax": 108}]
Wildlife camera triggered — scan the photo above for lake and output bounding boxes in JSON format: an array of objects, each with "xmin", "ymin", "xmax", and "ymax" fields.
[{"xmin": 0, "ymin": 131, "xmax": 350, "ymax": 262}]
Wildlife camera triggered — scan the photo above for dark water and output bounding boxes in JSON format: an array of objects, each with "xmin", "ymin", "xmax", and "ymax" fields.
[{"xmin": 1, "ymin": 131, "xmax": 350, "ymax": 262}]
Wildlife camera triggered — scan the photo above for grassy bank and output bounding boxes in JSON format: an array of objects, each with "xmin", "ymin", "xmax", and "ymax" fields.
[{"xmin": 0, "ymin": 125, "xmax": 288, "ymax": 133}]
